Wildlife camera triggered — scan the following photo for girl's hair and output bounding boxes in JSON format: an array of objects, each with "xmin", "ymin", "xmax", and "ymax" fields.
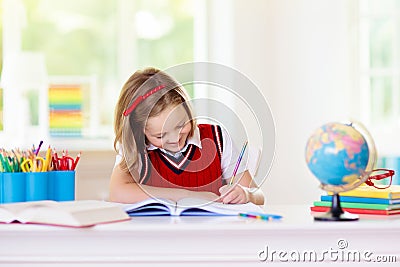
[{"xmin": 114, "ymin": 67, "xmax": 196, "ymax": 177}]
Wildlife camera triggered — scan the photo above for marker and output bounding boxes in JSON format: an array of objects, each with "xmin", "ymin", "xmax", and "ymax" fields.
[
  {"xmin": 35, "ymin": 140, "xmax": 44, "ymax": 156},
  {"xmin": 239, "ymin": 212, "xmax": 282, "ymax": 221}
]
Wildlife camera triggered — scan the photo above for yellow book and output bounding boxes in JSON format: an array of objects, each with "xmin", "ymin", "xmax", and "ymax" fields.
[{"xmin": 333, "ymin": 185, "xmax": 400, "ymax": 199}]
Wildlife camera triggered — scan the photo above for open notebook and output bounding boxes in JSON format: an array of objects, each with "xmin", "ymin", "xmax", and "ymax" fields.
[{"xmin": 123, "ymin": 197, "xmax": 264, "ymax": 216}]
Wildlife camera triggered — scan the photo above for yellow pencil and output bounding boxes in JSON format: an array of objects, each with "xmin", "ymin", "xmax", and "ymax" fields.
[{"xmin": 43, "ymin": 146, "xmax": 52, "ymax": 171}]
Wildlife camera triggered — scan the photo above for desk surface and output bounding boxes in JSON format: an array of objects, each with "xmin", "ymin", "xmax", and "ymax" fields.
[{"xmin": 0, "ymin": 204, "xmax": 399, "ymax": 266}]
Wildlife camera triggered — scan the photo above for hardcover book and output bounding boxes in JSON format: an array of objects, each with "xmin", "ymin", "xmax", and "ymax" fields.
[
  {"xmin": 313, "ymin": 200, "xmax": 400, "ymax": 210},
  {"xmin": 320, "ymin": 195, "xmax": 400, "ymax": 205},
  {"xmin": 330, "ymin": 185, "xmax": 400, "ymax": 199},
  {"xmin": 0, "ymin": 200, "xmax": 130, "ymax": 227},
  {"xmin": 310, "ymin": 206, "xmax": 400, "ymax": 215}
]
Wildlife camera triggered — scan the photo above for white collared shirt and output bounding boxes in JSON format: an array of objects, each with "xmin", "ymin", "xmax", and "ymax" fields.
[{"xmin": 115, "ymin": 125, "xmax": 247, "ymax": 179}]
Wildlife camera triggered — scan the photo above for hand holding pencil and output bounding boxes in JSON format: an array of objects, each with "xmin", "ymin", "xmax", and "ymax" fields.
[
  {"xmin": 219, "ymin": 141, "xmax": 249, "ymax": 204},
  {"xmin": 219, "ymin": 184, "xmax": 250, "ymax": 204}
]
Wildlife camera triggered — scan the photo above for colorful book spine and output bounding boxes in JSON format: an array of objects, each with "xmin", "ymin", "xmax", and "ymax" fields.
[
  {"xmin": 320, "ymin": 195, "xmax": 400, "ymax": 205},
  {"xmin": 310, "ymin": 206, "xmax": 400, "ymax": 215},
  {"xmin": 314, "ymin": 184, "xmax": 400, "ymax": 216},
  {"xmin": 313, "ymin": 201, "xmax": 400, "ymax": 211},
  {"xmin": 48, "ymin": 85, "xmax": 83, "ymax": 137}
]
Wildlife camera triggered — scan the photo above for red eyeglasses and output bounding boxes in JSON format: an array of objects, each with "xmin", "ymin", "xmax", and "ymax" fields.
[{"xmin": 365, "ymin": 169, "xmax": 395, "ymax": 189}]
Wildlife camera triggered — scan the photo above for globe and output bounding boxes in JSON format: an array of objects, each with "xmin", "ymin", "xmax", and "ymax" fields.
[{"xmin": 305, "ymin": 121, "xmax": 377, "ymax": 221}]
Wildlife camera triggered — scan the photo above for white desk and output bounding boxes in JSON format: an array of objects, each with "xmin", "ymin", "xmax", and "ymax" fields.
[{"xmin": 0, "ymin": 205, "xmax": 399, "ymax": 266}]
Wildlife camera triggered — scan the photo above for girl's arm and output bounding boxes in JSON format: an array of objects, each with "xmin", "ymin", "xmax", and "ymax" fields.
[
  {"xmin": 219, "ymin": 170, "xmax": 265, "ymax": 205},
  {"xmin": 109, "ymin": 165, "xmax": 219, "ymax": 203}
]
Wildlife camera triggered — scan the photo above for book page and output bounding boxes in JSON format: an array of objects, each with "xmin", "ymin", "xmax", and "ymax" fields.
[
  {"xmin": 176, "ymin": 198, "xmax": 264, "ymax": 216},
  {"xmin": 0, "ymin": 209, "xmax": 15, "ymax": 223},
  {"xmin": 123, "ymin": 198, "xmax": 176, "ymax": 216},
  {"xmin": 0, "ymin": 201, "xmax": 58, "ymax": 223}
]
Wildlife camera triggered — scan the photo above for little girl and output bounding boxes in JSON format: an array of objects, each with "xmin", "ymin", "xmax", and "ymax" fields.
[{"xmin": 109, "ymin": 67, "xmax": 264, "ymax": 205}]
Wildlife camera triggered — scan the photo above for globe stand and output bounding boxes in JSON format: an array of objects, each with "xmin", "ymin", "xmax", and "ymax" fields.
[{"xmin": 314, "ymin": 193, "xmax": 359, "ymax": 221}]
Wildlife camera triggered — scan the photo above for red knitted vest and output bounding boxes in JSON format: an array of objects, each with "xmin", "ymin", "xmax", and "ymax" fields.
[{"xmin": 140, "ymin": 124, "xmax": 223, "ymax": 195}]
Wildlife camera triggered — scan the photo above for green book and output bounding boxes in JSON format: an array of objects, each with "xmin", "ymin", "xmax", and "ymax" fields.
[{"xmin": 313, "ymin": 201, "xmax": 400, "ymax": 211}]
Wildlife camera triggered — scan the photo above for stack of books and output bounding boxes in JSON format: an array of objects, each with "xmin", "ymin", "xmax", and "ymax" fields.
[{"xmin": 311, "ymin": 185, "xmax": 400, "ymax": 215}]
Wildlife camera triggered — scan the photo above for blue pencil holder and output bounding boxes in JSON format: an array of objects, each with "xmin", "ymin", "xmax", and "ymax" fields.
[
  {"xmin": 25, "ymin": 172, "xmax": 49, "ymax": 201},
  {"xmin": 1, "ymin": 172, "xmax": 26, "ymax": 203},
  {"xmin": 0, "ymin": 172, "xmax": 2, "ymax": 203},
  {"xmin": 49, "ymin": 171, "xmax": 75, "ymax": 201},
  {"xmin": 0, "ymin": 172, "xmax": 3, "ymax": 204}
]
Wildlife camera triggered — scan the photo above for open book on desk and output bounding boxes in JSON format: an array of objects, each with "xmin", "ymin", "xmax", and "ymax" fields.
[
  {"xmin": 0, "ymin": 200, "xmax": 130, "ymax": 228},
  {"xmin": 123, "ymin": 197, "xmax": 264, "ymax": 216}
]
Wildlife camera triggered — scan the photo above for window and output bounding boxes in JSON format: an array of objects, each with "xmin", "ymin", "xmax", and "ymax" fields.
[
  {"xmin": 1, "ymin": 0, "xmax": 196, "ymax": 148},
  {"xmin": 0, "ymin": 0, "xmax": 3, "ymax": 131},
  {"xmin": 358, "ymin": 0, "xmax": 400, "ymax": 153},
  {"xmin": 358, "ymin": 0, "xmax": 400, "ymax": 183},
  {"xmin": 22, "ymin": 0, "xmax": 120, "ymax": 138},
  {"xmin": 359, "ymin": 0, "xmax": 400, "ymax": 124}
]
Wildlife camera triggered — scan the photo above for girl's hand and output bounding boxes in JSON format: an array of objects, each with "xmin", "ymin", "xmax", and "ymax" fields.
[{"xmin": 218, "ymin": 184, "xmax": 249, "ymax": 204}]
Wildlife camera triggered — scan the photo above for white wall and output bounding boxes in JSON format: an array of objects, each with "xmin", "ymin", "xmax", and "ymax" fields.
[{"xmin": 225, "ymin": 0, "xmax": 353, "ymax": 204}]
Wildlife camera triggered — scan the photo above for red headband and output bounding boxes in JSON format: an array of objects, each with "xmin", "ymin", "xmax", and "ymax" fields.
[{"xmin": 123, "ymin": 85, "xmax": 166, "ymax": 116}]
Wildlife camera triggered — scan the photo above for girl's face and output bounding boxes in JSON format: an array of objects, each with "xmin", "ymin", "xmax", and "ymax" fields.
[{"xmin": 144, "ymin": 104, "xmax": 192, "ymax": 153}]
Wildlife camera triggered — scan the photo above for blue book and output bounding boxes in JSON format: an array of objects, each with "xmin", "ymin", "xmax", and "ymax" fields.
[{"xmin": 321, "ymin": 195, "xmax": 400, "ymax": 205}]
